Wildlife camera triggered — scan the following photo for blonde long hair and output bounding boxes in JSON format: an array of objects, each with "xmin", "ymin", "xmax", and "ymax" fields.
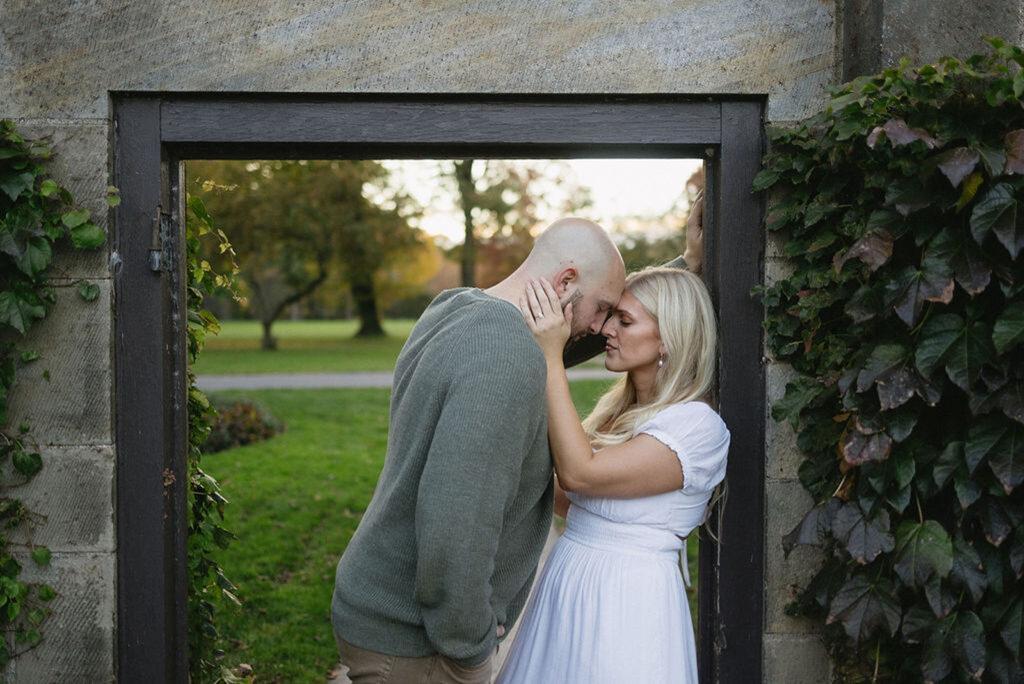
[{"xmin": 582, "ymin": 267, "xmax": 718, "ymax": 447}]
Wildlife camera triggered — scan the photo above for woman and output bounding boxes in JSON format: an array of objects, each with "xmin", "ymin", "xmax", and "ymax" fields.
[{"xmin": 495, "ymin": 267, "xmax": 729, "ymax": 684}]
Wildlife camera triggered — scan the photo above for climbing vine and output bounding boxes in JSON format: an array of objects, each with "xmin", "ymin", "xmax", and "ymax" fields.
[
  {"xmin": 757, "ymin": 38, "xmax": 1024, "ymax": 682},
  {"xmin": 0, "ymin": 120, "xmax": 108, "ymax": 665},
  {"xmin": 185, "ymin": 195, "xmax": 241, "ymax": 682}
]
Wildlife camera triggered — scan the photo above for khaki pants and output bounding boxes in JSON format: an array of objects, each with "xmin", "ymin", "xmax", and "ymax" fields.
[{"xmin": 335, "ymin": 634, "xmax": 494, "ymax": 684}]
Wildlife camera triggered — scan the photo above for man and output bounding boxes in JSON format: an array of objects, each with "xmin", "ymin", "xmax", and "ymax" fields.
[{"xmin": 331, "ymin": 217, "xmax": 625, "ymax": 683}]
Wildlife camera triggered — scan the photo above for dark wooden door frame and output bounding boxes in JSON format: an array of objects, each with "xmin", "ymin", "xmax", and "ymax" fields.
[{"xmin": 112, "ymin": 93, "xmax": 765, "ymax": 683}]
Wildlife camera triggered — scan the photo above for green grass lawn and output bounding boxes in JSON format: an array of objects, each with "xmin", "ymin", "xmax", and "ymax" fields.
[
  {"xmin": 193, "ymin": 320, "xmax": 418, "ymax": 374},
  {"xmin": 193, "ymin": 319, "xmax": 608, "ymax": 375},
  {"xmin": 201, "ymin": 380, "xmax": 619, "ymax": 682}
]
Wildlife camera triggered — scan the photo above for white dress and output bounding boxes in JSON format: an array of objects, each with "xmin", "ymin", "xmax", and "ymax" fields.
[{"xmin": 495, "ymin": 402, "xmax": 730, "ymax": 684}]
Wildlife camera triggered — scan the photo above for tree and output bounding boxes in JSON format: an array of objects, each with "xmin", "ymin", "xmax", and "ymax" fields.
[
  {"xmin": 447, "ymin": 160, "xmax": 592, "ymax": 287},
  {"xmin": 189, "ymin": 159, "xmax": 421, "ymax": 345}
]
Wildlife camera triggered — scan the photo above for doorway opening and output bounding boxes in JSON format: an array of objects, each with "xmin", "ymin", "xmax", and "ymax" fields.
[
  {"xmin": 184, "ymin": 155, "xmax": 704, "ymax": 680},
  {"xmin": 113, "ymin": 94, "xmax": 764, "ymax": 683}
]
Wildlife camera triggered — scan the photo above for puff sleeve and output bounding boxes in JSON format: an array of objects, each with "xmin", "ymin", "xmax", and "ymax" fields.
[{"xmin": 635, "ymin": 402, "xmax": 730, "ymax": 494}]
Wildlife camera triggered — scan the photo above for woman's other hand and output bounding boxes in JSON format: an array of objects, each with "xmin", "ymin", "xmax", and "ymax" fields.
[
  {"xmin": 682, "ymin": 188, "xmax": 704, "ymax": 275},
  {"xmin": 519, "ymin": 278, "xmax": 571, "ymax": 360}
]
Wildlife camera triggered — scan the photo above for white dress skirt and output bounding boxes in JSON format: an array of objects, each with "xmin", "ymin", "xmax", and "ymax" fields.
[{"xmin": 494, "ymin": 401, "xmax": 730, "ymax": 684}]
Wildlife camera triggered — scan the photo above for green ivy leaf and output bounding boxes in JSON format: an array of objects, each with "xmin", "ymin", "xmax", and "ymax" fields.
[
  {"xmin": 996, "ymin": 593, "xmax": 1023, "ymax": 657},
  {"xmin": 966, "ymin": 415, "xmax": 1007, "ymax": 474},
  {"xmin": 937, "ymin": 147, "xmax": 980, "ymax": 188},
  {"xmin": 0, "ymin": 291, "xmax": 45, "ymax": 334},
  {"xmin": 977, "ymin": 144, "xmax": 1007, "ymax": 177},
  {"xmin": 954, "ymin": 473, "xmax": 982, "ymax": 509},
  {"xmin": 30, "ymin": 546, "xmax": 50, "ymax": 566},
  {"xmin": 845, "ymin": 283, "xmax": 883, "ymax": 323},
  {"xmin": 891, "ymin": 447, "xmax": 916, "ymax": 488},
  {"xmin": 949, "ymin": 535, "xmax": 988, "ymax": 603},
  {"xmin": 38, "ymin": 584, "xmax": 55, "ymax": 601},
  {"xmin": 903, "ymin": 602, "xmax": 937, "ymax": 643},
  {"xmin": 826, "ymin": 574, "xmax": 901, "ymax": 644},
  {"xmin": 59, "ymin": 209, "xmax": 90, "ymax": 229},
  {"xmin": 951, "ymin": 610, "xmax": 988, "ymax": 680},
  {"xmin": 771, "ymin": 376, "xmax": 828, "ymax": 428},
  {"xmin": 977, "ymin": 495, "xmax": 1013, "ymax": 546},
  {"xmin": 985, "ymin": 642, "xmax": 1024, "ymax": 684},
  {"xmin": 868, "ymin": 118, "xmax": 939, "ymax": 150},
  {"xmin": 987, "ymin": 419, "xmax": 1024, "ymax": 494},
  {"xmin": 12, "ymin": 450, "xmax": 41, "ymax": 477},
  {"xmin": 923, "ymin": 574, "xmax": 955, "ymax": 618},
  {"xmin": 885, "ymin": 260, "xmax": 954, "ymax": 328},
  {"xmin": 857, "ymin": 344, "xmax": 909, "ymax": 392},
  {"xmin": 916, "ymin": 315, "xmax": 996, "ymax": 393},
  {"xmin": 70, "ymin": 222, "xmax": 104, "ymax": 249},
  {"xmin": 926, "ymin": 225, "xmax": 992, "ymax": 295},
  {"xmin": 0, "ymin": 171, "xmax": 34, "ymax": 201},
  {"xmin": 894, "ymin": 519, "xmax": 954, "ymax": 587},
  {"xmin": 1004, "ymin": 129, "xmax": 1024, "ymax": 174},
  {"xmin": 14, "ymin": 236, "xmax": 51, "ymax": 279},
  {"xmin": 75, "ymin": 281, "xmax": 100, "ymax": 302},
  {"xmin": 752, "ymin": 168, "xmax": 780, "ymax": 192},
  {"xmin": 933, "ymin": 441, "xmax": 964, "ymax": 489},
  {"xmin": 993, "ymin": 302, "xmax": 1024, "ymax": 355},
  {"xmin": 38, "ymin": 179, "xmax": 58, "ymax": 197},
  {"xmin": 782, "ymin": 497, "xmax": 842, "ymax": 556},
  {"xmin": 842, "ymin": 429, "xmax": 893, "ymax": 466},
  {"xmin": 971, "ymin": 182, "xmax": 1020, "ymax": 256},
  {"xmin": 831, "ymin": 502, "xmax": 895, "ymax": 563},
  {"xmin": 833, "ymin": 230, "xmax": 893, "ymax": 274},
  {"xmin": 851, "ymin": 344, "xmax": 917, "ymax": 409},
  {"xmin": 1010, "ymin": 525, "xmax": 1024, "ymax": 578}
]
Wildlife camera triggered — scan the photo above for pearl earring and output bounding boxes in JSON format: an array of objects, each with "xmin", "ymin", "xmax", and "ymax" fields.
[{"xmin": 658, "ymin": 356, "xmax": 664, "ymax": 368}]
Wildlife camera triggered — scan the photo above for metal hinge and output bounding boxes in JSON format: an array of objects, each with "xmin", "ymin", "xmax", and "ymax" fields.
[{"xmin": 149, "ymin": 206, "xmax": 169, "ymax": 272}]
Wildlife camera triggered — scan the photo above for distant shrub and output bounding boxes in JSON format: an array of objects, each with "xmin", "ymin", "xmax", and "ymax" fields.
[{"xmin": 203, "ymin": 400, "xmax": 284, "ymax": 454}]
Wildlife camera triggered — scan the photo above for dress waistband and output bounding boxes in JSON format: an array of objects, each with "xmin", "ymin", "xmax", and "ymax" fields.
[{"xmin": 563, "ymin": 505, "xmax": 684, "ymax": 558}]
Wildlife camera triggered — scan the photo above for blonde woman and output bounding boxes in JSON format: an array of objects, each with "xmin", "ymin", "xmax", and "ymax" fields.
[{"xmin": 495, "ymin": 267, "xmax": 729, "ymax": 684}]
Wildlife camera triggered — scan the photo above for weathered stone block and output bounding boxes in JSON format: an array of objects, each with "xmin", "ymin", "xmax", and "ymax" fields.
[
  {"xmin": 764, "ymin": 254, "xmax": 796, "ymax": 288},
  {"xmin": 10, "ymin": 119, "xmax": 111, "ymax": 281},
  {"xmin": 882, "ymin": 0, "xmax": 1024, "ymax": 68},
  {"xmin": 4, "ymin": 446, "xmax": 114, "ymax": 553},
  {"xmin": 2, "ymin": 551, "xmax": 115, "ymax": 683},
  {"xmin": 765, "ymin": 361, "xmax": 803, "ymax": 480},
  {"xmin": 5, "ymin": 280, "xmax": 112, "ymax": 446},
  {"xmin": 763, "ymin": 633, "xmax": 832, "ymax": 684},
  {"xmin": 764, "ymin": 479, "xmax": 825, "ymax": 634},
  {"xmin": 2, "ymin": 1, "xmax": 836, "ymax": 122}
]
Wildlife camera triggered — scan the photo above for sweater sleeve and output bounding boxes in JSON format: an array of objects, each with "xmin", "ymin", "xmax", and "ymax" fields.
[{"xmin": 413, "ymin": 318, "xmax": 547, "ymax": 666}]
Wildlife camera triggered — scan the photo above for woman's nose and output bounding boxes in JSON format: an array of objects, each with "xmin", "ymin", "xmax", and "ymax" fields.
[{"xmin": 601, "ymin": 319, "xmax": 615, "ymax": 337}]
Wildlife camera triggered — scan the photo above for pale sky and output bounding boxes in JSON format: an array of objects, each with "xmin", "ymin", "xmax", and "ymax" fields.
[{"xmin": 380, "ymin": 158, "xmax": 703, "ymax": 245}]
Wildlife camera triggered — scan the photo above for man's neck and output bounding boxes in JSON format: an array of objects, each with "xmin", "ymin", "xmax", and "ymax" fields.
[{"xmin": 483, "ymin": 273, "xmax": 529, "ymax": 307}]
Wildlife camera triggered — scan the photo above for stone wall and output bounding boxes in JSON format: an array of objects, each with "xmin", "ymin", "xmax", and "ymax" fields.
[{"xmin": 1, "ymin": 0, "xmax": 1019, "ymax": 680}]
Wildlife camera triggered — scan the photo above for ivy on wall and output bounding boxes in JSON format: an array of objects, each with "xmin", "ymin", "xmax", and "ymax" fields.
[
  {"xmin": 0, "ymin": 120, "xmax": 108, "ymax": 665},
  {"xmin": 756, "ymin": 39, "xmax": 1024, "ymax": 682},
  {"xmin": 185, "ymin": 195, "xmax": 240, "ymax": 683}
]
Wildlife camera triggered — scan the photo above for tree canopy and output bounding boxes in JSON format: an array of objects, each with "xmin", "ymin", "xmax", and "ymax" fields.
[{"xmin": 189, "ymin": 159, "xmax": 422, "ymax": 344}]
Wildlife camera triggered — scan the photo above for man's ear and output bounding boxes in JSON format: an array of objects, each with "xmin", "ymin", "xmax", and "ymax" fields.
[{"xmin": 553, "ymin": 266, "xmax": 578, "ymax": 295}]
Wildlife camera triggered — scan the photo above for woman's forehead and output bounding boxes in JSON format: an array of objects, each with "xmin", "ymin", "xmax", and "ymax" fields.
[{"xmin": 614, "ymin": 290, "xmax": 651, "ymax": 318}]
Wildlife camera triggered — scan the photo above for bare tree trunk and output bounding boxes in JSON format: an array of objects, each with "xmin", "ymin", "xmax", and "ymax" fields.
[
  {"xmin": 455, "ymin": 159, "xmax": 476, "ymax": 287},
  {"xmin": 252, "ymin": 264, "xmax": 329, "ymax": 350},
  {"xmin": 260, "ymin": 317, "xmax": 277, "ymax": 350},
  {"xmin": 352, "ymin": 272, "xmax": 385, "ymax": 337}
]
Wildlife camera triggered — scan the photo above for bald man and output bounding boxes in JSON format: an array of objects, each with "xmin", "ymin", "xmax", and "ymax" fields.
[{"xmin": 331, "ymin": 218, "xmax": 625, "ymax": 683}]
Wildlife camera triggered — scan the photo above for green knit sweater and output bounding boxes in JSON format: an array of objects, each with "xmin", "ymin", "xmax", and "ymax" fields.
[{"xmin": 331, "ymin": 288, "xmax": 553, "ymax": 667}]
